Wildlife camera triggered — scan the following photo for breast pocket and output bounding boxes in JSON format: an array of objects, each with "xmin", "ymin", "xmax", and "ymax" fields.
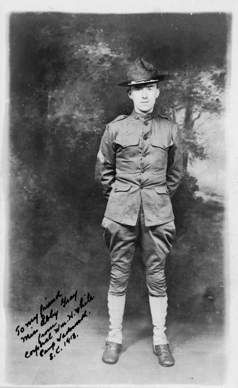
[
  {"xmin": 114, "ymin": 133, "xmax": 139, "ymax": 148},
  {"xmin": 114, "ymin": 133, "xmax": 140, "ymax": 173},
  {"xmin": 150, "ymin": 137, "xmax": 173, "ymax": 171}
]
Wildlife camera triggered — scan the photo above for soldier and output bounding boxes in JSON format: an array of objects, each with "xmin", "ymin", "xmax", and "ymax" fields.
[{"xmin": 95, "ymin": 57, "xmax": 183, "ymax": 367}]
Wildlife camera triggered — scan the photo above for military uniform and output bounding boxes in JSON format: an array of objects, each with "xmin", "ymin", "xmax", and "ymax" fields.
[
  {"xmin": 96, "ymin": 57, "xmax": 183, "ymax": 366},
  {"xmin": 97, "ymin": 110, "xmax": 182, "ymax": 297}
]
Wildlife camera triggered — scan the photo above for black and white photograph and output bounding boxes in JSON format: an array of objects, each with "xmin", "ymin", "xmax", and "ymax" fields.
[{"xmin": 1, "ymin": 1, "xmax": 238, "ymax": 387}]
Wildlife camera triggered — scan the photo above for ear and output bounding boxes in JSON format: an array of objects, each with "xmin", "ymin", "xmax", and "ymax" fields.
[
  {"xmin": 156, "ymin": 88, "xmax": 160, "ymax": 99},
  {"xmin": 128, "ymin": 90, "xmax": 132, "ymax": 99}
]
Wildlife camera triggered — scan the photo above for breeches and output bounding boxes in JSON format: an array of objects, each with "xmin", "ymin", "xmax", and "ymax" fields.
[{"xmin": 102, "ymin": 207, "xmax": 175, "ymax": 297}]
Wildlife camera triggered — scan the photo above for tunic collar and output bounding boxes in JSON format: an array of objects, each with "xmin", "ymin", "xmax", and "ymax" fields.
[{"xmin": 131, "ymin": 110, "xmax": 155, "ymax": 122}]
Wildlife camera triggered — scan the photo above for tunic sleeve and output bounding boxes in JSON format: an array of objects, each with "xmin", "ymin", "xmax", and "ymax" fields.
[
  {"xmin": 95, "ymin": 125, "xmax": 116, "ymax": 200},
  {"xmin": 166, "ymin": 123, "xmax": 183, "ymax": 197}
]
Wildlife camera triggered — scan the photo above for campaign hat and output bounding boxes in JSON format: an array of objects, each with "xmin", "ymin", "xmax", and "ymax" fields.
[{"xmin": 117, "ymin": 57, "xmax": 169, "ymax": 87}]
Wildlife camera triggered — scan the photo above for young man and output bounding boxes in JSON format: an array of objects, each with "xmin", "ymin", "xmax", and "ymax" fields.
[{"xmin": 96, "ymin": 57, "xmax": 183, "ymax": 366}]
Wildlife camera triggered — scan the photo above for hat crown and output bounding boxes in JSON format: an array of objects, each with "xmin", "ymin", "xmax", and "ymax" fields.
[
  {"xmin": 117, "ymin": 57, "xmax": 169, "ymax": 86},
  {"xmin": 127, "ymin": 57, "xmax": 158, "ymax": 82}
]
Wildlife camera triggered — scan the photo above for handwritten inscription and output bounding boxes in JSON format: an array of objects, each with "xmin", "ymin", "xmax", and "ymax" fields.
[{"xmin": 15, "ymin": 290, "xmax": 94, "ymax": 360}]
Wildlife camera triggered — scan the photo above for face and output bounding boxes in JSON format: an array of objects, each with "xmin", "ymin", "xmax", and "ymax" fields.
[{"xmin": 128, "ymin": 83, "xmax": 160, "ymax": 114}]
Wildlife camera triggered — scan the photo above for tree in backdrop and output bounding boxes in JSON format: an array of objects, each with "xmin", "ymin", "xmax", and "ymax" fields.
[
  {"xmin": 157, "ymin": 65, "xmax": 226, "ymax": 229},
  {"xmin": 10, "ymin": 15, "xmax": 227, "ymax": 243}
]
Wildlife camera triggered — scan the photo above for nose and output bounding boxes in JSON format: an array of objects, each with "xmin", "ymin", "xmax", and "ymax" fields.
[{"xmin": 142, "ymin": 88, "xmax": 148, "ymax": 98}]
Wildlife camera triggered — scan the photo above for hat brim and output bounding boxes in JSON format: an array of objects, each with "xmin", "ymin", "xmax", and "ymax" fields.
[{"xmin": 117, "ymin": 74, "xmax": 170, "ymax": 87}]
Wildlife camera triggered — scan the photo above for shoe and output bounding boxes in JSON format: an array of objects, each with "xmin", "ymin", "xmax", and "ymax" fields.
[
  {"xmin": 154, "ymin": 344, "xmax": 175, "ymax": 367},
  {"xmin": 102, "ymin": 341, "xmax": 122, "ymax": 364}
]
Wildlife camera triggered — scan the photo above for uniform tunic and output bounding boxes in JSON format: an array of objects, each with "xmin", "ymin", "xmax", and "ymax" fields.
[{"xmin": 97, "ymin": 110, "xmax": 183, "ymax": 226}]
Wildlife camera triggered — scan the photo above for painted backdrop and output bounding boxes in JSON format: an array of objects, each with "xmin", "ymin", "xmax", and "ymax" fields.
[{"xmin": 9, "ymin": 13, "xmax": 228, "ymax": 328}]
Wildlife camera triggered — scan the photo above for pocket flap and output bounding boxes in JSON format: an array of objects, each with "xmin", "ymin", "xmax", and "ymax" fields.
[
  {"xmin": 114, "ymin": 182, "xmax": 131, "ymax": 192},
  {"xmin": 151, "ymin": 137, "xmax": 173, "ymax": 149},
  {"xmin": 114, "ymin": 134, "xmax": 139, "ymax": 147},
  {"xmin": 154, "ymin": 186, "xmax": 169, "ymax": 195}
]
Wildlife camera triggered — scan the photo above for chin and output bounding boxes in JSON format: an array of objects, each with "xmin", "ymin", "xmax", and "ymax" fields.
[{"xmin": 139, "ymin": 107, "xmax": 152, "ymax": 113}]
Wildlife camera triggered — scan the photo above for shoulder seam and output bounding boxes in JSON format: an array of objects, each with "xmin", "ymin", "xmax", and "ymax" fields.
[
  {"xmin": 157, "ymin": 114, "xmax": 171, "ymax": 121},
  {"xmin": 110, "ymin": 114, "xmax": 128, "ymax": 124}
]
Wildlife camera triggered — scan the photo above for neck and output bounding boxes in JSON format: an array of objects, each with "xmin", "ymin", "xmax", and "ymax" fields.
[
  {"xmin": 133, "ymin": 108, "xmax": 154, "ymax": 118},
  {"xmin": 134, "ymin": 108, "xmax": 153, "ymax": 116}
]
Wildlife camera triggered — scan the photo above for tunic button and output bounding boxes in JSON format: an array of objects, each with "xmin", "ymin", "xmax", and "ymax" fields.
[
  {"xmin": 141, "ymin": 168, "xmax": 145, "ymax": 173},
  {"xmin": 144, "ymin": 121, "xmax": 148, "ymax": 126},
  {"xmin": 143, "ymin": 135, "xmax": 147, "ymax": 140},
  {"xmin": 140, "ymin": 184, "xmax": 143, "ymax": 189}
]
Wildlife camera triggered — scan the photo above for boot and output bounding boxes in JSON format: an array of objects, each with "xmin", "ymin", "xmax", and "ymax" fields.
[
  {"xmin": 153, "ymin": 344, "xmax": 175, "ymax": 367},
  {"xmin": 102, "ymin": 341, "xmax": 122, "ymax": 365},
  {"xmin": 149, "ymin": 295, "xmax": 175, "ymax": 367},
  {"xmin": 102, "ymin": 294, "xmax": 125, "ymax": 364}
]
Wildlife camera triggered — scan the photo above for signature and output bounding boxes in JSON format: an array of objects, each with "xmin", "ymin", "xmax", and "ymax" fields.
[{"xmin": 15, "ymin": 290, "xmax": 94, "ymax": 360}]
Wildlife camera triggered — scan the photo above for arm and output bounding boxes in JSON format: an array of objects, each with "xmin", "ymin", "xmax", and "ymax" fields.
[
  {"xmin": 95, "ymin": 125, "xmax": 116, "ymax": 200},
  {"xmin": 166, "ymin": 123, "xmax": 183, "ymax": 198}
]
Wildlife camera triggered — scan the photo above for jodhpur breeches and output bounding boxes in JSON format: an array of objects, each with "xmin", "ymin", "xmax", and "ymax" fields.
[{"xmin": 102, "ymin": 207, "xmax": 175, "ymax": 297}]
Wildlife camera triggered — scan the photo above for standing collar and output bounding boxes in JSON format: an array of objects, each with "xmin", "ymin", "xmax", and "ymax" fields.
[{"xmin": 130, "ymin": 110, "xmax": 155, "ymax": 121}]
